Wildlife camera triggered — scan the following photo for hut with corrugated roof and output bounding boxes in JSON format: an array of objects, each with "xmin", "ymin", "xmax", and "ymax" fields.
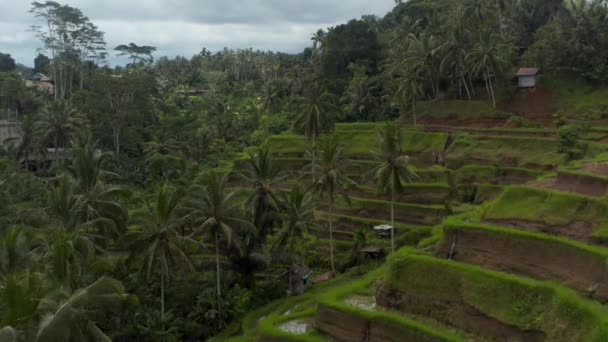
[{"xmin": 516, "ymin": 67, "xmax": 540, "ymax": 88}]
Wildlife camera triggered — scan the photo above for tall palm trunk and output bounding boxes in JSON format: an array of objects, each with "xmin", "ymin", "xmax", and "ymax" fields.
[
  {"xmin": 289, "ymin": 239, "xmax": 294, "ymax": 295},
  {"xmin": 427, "ymin": 69, "xmax": 437, "ymax": 99},
  {"xmin": 486, "ymin": 67, "xmax": 496, "ymax": 108},
  {"xmin": 329, "ymin": 196, "xmax": 336, "ymax": 274},
  {"xmin": 460, "ymin": 67, "xmax": 472, "ymax": 100},
  {"xmin": 161, "ymin": 271, "xmax": 166, "ymax": 342},
  {"xmin": 468, "ymin": 74, "xmax": 476, "ymax": 96},
  {"xmin": 113, "ymin": 126, "xmax": 120, "ymax": 159},
  {"xmin": 412, "ymin": 101, "xmax": 417, "ymax": 127},
  {"xmin": 390, "ymin": 183, "xmax": 395, "ymax": 254},
  {"xmin": 160, "ymin": 271, "xmax": 165, "ymax": 317},
  {"xmin": 215, "ymin": 232, "xmax": 222, "ymax": 307},
  {"xmin": 312, "ymin": 134, "xmax": 316, "ymax": 184},
  {"xmin": 54, "ymin": 133, "xmax": 60, "ymax": 174}
]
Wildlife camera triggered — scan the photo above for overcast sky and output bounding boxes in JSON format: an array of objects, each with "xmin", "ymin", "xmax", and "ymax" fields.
[{"xmin": 0, "ymin": 0, "xmax": 395, "ymax": 66}]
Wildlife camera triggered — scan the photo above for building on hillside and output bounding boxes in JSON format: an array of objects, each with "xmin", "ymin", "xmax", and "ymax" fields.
[
  {"xmin": 280, "ymin": 265, "xmax": 313, "ymax": 296},
  {"xmin": 25, "ymin": 73, "xmax": 54, "ymax": 95},
  {"xmin": 516, "ymin": 67, "xmax": 540, "ymax": 88},
  {"xmin": 359, "ymin": 245, "xmax": 383, "ymax": 259}
]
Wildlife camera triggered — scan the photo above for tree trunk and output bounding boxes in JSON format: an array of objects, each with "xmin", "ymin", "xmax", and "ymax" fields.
[
  {"xmin": 54, "ymin": 133, "xmax": 60, "ymax": 174},
  {"xmin": 483, "ymin": 72, "xmax": 491, "ymax": 103},
  {"xmin": 161, "ymin": 271, "xmax": 165, "ymax": 342},
  {"xmin": 412, "ymin": 101, "xmax": 417, "ymax": 127},
  {"xmin": 459, "ymin": 78, "xmax": 463, "ymax": 99},
  {"xmin": 427, "ymin": 69, "xmax": 437, "ymax": 98},
  {"xmin": 390, "ymin": 183, "xmax": 395, "ymax": 254},
  {"xmin": 487, "ymin": 67, "xmax": 496, "ymax": 108},
  {"xmin": 112, "ymin": 126, "xmax": 120, "ymax": 159},
  {"xmin": 215, "ymin": 232, "xmax": 222, "ymax": 307},
  {"xmin": 329, "ymin": 197, "xmax": 336, "ymax": 275},
  {"xmin": 460, "ymin": 67, "xmax": 472, "ymax": 100},
  {"xmin": 161, "ymin": 271, "xmax": 165, "ymax": 318},
  {"xmin": 312, "ymin": 134, "xmax": 316, "ymax": 184},
  {"xmin": 468, "ymin": 74, "xmax": 476, "ymax": 96},
  {"xmin": 289, "ymin": 240, "xmax": 294, "ymax": 295}
]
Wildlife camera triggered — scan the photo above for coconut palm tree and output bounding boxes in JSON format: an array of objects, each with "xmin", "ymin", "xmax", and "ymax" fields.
[
  {"xmin": 66, "ymin": 134, "xmax": 128, "ymax": 239},
  {"xmin": 311, "ymin": 29, "xmax": 326, "ymax": 52},
  {"xmin": 404, "ymin": 32, "xmax": 442, "ymax": 99},
  {"xmin": 144, "ymin": 138, "xmax": 185, "ymax": 182},
  {"xmin": 189, "ymin": 172, "xmax": 249, "ymax": 303},
  {"xmin": 0, "ymin": 227, "xmax": 31, "ymax": 277},
  {"xmin": 34, "ymin": 101, "xmax": 87, "ymax": 170},
  {"xmin": 395, "ymin": 71, "xmax": 425, "ymax": 126},
  {"xmin": 260, "ymin": 80, "xmax": 281, "ymax": 113},
  {"xmin": 0, "ymin": 271, "xmax": 49, "ymax": 341},
  {"xmin": 467, "ymin": 31, "xmax": 510, "ymax": 107},
  {"xmin": 240, "ymin": 146, "xmax": 286, "ymax": 240},
  {"xmin": 294, "ymin": 82, "xmax": 336, "ymax": 184},
  {"xmin": 370, "ymin": 123, "xmax": 418, "ymax": 254},
  {"xmin": 6, "ymin": 113, "xmax": 45, "ymax": 171},
  {"xmin": 35, "ymin": 277, "xmax": 131, "ymax": 342},
  {"xmin": 124, "ymin": 184, "xmax": 193, "ymax": 320},
  {"xmin": 341, "ymin": 64, "xmax": 378, "ymax": 121},
  {"xmin": 46, "ymin": 176, "xmax": 81, "ymax": 232},
  {"xmin": 43, "ymin": 228, "xmax": 98, "ymax": 289},
  {"xmin": 440, "ymin": 18, "xmax": 473, "ymax": 100},
  {"xmin": 312, "ymin": 137, "xmax": 354, "ymax": 274},
  {"xmin": 272, "ymin": 184, "xmax": 315, "ymax": 294}
]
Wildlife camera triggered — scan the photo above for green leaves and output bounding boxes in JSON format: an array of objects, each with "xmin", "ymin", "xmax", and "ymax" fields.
[
  {"xmin": 0, "ymin": 326, "xmax": 16, "ymax": 342},
  {"xmin": 35, "ymin": 277, "xmax": 129, "ymax": 342},
  {"xmin": 371, "ymin": 122, "xmax": 419, "ymax": 196}
]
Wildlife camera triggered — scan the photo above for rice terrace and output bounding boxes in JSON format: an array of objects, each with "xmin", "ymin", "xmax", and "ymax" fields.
[{"xmin": 1, "ymin": 0, "xmax": 608, "ymax": 341}]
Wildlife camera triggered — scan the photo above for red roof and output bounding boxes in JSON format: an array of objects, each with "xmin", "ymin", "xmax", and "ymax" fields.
[{"xmin": 516, "ymin": 67, "xmax": 540, "ymax": 76}]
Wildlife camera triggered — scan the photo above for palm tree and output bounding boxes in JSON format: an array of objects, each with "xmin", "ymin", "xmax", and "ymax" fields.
[
  {"xmin": 46, "ymin": 176, "xmax": 81, "ymax": 232},
  {"xmin": 404, "ymin": 32, "xmax": 442, "ymax": 99},
  {"xmin": 294, "ymin": 82, "xmax": 336, "ymax": 184},
  {"xmin": 6, "ymin": 113, "xmax": 44, "ymax": 171},
  {"xmin": 66, "ymin": 134, "xmax": 128, "ymax": 239},
  {"xmin": 189, "ymin": 172, "xmax": 249, "ymax": 303},
  {"xmin": 124, "ymin": 184, "xmax": 193, "ymax": 319},
  {"xmin": 144, "ymin": 138, "xmax": 185, "ymax": 182},
  {"xmin": 311, "ymin": 29, "xmax": 326, "ymax": 52},
  {"xmin": 272, "ymin": 184, "xmax": 315, "ymax": 294},
  {"xmin": 370, "ymin": 123, "xmax": 418, "ymax": 254},
  {"xmin": 34, "ymin": 101, "xmax": 87, "ymax": 170},
  {"xmin": 395, "ymin": 71, "xmax": 425, "ymax": 126},
  {"xmin": 35, "ymin": 277, "xmax": 131, "ymax": 342},
  {"xmin": 260, "ymin": 80, "xmax": 281, "ymax": 113},
  {"xmin": 44, "ymin": 228, "xmax": 97, "ymax": 289},
  {"xmin": 467, "ymin": 31, "xmax": 510, "ymax": 107},
  {"xmin": 440, "ymin": 16, "xmax": 473, "ymax": 100},
  {"xmin": 341, "ymin": 64, "xmax": 378, "ymax": 121},
  {"xmin": 0, "ymin": 271, "xmax": 49, "ymax": 341},
  {"xmin": 240, "ymin": 146, "xmax": 285, "ymax": 240},
  {"xmin": 0, "ymin": 227, "xmax": 31, "ymax": 277},
  {"xmin": 312, "ymin": 137, "xmax": 354, "ymax": 274}
]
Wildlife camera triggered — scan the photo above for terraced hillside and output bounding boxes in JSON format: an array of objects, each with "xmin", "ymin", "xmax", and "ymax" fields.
[{"xmin": 215, "ymin": 116, "xmax": 608, "ymax": 341}]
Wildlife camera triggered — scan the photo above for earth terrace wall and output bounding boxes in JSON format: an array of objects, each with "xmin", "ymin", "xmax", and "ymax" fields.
[
  {"xmin": 379, "ymin": 254, "xmax": 608, "ymax": 341},
  {"xmin": 314, "ymin": 268, "xmax": 462, "ymax": 342},
  {"xmin": 483, "ymin": 186, "xmax": 608, "ymax": 244},
  {"xmin": 435, "ymin": 222, "xmax": 608, "ymax": 302}
]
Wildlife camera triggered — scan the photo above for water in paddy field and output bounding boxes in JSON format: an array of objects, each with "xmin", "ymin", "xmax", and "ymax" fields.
[
  {"xmin": 278, "ymin": 319, "xmax": 310, "ymax": 334},
  {"xmin": 345, "ymin": 295, "xmax": 376, "ymax": 311}
]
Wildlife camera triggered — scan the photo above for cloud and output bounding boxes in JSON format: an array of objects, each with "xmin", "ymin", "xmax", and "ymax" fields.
[{"xmin": 0, "ymin": 0, "xmax": 394, "ymax": 66}]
